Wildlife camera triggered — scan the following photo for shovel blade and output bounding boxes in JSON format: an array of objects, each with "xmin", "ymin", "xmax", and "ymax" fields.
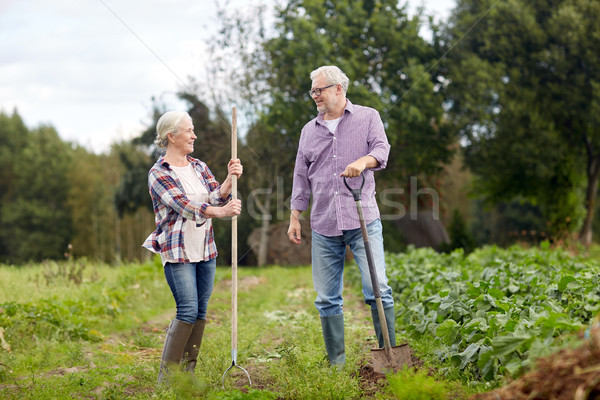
[{"xmin": 370, "ymin": 343, "xmax": 412, "ymax": 374}]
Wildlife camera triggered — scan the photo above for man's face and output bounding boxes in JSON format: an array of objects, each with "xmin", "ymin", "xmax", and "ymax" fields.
[{"xmin": 311, "ymin": 74, "xmax": 338, "ymax": 114}]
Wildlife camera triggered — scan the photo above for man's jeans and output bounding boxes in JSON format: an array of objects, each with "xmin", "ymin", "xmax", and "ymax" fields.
[
  {"xmin": 164, "ymin": 259, "xmax": 216, "ymax": 324},
  {"xmin": 311, "ymin": 219, "xmax": 394, "ymax": 317}
]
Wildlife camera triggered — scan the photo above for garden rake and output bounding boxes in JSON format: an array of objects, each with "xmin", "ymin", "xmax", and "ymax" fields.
[{"xmin": 222, "ymin": 107, "xmax": 251, "ymax": 388}]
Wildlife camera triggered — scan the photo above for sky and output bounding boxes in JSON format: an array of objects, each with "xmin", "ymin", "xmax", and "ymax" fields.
[{"xmin": 0, "ymin": 0, "xmax": 455, "ymax": 154}]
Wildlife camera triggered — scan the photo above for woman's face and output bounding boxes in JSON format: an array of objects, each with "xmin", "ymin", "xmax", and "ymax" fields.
[{"xmin": 170, "ymin": 118, "xmax": 196, "ymax": 155}]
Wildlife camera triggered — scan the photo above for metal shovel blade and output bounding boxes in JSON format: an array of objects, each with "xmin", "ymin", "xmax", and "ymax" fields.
[{"xmin": 370, "ymin": 342, "xmax": 412, "ymax": 374}]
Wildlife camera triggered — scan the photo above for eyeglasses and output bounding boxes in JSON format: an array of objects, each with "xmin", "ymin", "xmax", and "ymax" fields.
[{"xmin": 308, "ymin": 84, "xmax": 336, "ymax": 97}]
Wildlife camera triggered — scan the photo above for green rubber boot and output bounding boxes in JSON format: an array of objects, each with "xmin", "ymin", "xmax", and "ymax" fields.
[
  {"xmin": 320, "ymin": 314, "xmax": 346, "ymax": 366},
  {"xmin": 182, "ymin": 319, "xmax": 206, "ymax": 373},
  {"xmin": 157, "ymin": 319, "xmax": 193, "ymax": 384},
  {"xmin": 371, "ymin": 306, "xmax": 397, "ymax": 348}
]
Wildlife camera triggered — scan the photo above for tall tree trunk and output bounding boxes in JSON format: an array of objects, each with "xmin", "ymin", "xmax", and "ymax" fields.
[
  {"xmin": 257, "ymin": 189, "xmax": 272, "ymax": 267},
  {"xmin": 580, "ymin": 155, "xmax": 600, "ymax": 246}
]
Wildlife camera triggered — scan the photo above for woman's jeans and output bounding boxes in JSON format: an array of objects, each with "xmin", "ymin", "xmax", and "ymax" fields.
[
  {"xmin": 311, "ymin": 219, "xmax": 394, "ymax": 317},
  {"xmin": 164, "ymin": 259, "xmax": 216, "ymax": 324}
]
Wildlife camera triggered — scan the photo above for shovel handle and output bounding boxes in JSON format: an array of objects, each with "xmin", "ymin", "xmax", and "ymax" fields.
[
  {"xmin": 343, "ymin": 173, "xmax": 378, "ymax": 296},
  {"xmin": 343, "ymin": 174, "xmax": 365, "ymax": 201},
  {"xmin": 344, "ymin": 172, "xmax": 394, "ymax": 355}
]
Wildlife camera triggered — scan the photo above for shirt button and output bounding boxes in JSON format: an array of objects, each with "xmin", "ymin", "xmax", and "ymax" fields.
[{"xmin": 333, "ymin": 155, "xmax": 336, "ymax": 158}]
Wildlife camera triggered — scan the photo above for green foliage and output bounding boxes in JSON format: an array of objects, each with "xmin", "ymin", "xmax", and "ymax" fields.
[
  {"xmin": 470, "ymin": 198, "xmax": 547, "ymax": 246},
  {"xmin": 384, "ymin": 368, "xmax": 458, "ymax": 400},
  {"xmin": 113, "ymin": 142, "xmax": 154, "ymax": 216},
  {"xmin": 211, "ymin": 0, "xmax": 456, "ymax": 209},
  {"xmin": 352, "ymin": 245, "xmax": 599, "ymax": 384},
  {"xmin": 444, "ymin": 0, "xmax": 600, "ymax": 241},
  {"xmin": 0, "ymin": 123, "xmax": 73, "ymax": 262},
  {"xmin": 266, "ymin": 0, "xmax": 454, "ymax": 179},
  {"xmin": 0, "ymin": 110, "xmax": 156, "ymax": 264},
  {"xmin": 208, "ymin": 389, "xmax": 279, "ymax": 400},
  {"xmin": 440, "ymin": 209, "xmax": 476, "ymax": 253},
  {"xmin": 0, "ymin": 300, "xmax": 100, "ymax": 343},
  {"xmin": 0, "ymin": 112, "xmax": 28, "ymax": 260},
  {"xmin": 0, "ymin": 261, "xmax": 172, "ymax": 349}
]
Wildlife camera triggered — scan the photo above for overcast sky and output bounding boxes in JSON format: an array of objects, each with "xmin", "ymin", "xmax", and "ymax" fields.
[{"xmin": 0, "ymin": 0, "xmax": 455, "ymax": 154}]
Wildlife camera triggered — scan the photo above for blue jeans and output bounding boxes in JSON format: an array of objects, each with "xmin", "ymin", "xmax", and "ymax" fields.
[
  {"xmin": 164, "ymin": 259, "xmax": 216, "ymax": 324},
  {"xmin": 311, "ymin": 219, "xmax": 394, "ymax": 317}
]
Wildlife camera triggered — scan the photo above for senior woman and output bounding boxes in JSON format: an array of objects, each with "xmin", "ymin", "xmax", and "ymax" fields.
[{"xmin": 143, "ymin": 110, "xmax": 242, "ymax": 383}]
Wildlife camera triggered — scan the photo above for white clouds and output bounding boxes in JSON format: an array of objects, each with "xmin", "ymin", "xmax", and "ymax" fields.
[
  {"xmin": 411, "ymin": 0, "xmax": 455, "ymax": 20},
  {"xmin": 0, "ymin": 0, "xmax": 454, "ymax": 154},
  {"xmin": 0, "ymin": 0, "xmax": 217, "ymax": 152}
]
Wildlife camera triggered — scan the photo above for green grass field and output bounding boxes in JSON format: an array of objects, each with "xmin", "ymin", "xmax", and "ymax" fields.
[
  {"xmin": 1, "ymin": 258, "xmax": 441, "ymax": 399},
  {"xmin": 2, "ymin": 245, "xmax": 597, "ymax": 399}
]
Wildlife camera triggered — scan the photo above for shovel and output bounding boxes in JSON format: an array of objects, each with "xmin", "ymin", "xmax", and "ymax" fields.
[
  {"xmin": 222, "ymin": 107, "xmax": 251, "ymax": 388},
  {"xmin": 343, "ymin": 173, "xmax": 412, "ymax": 374}
]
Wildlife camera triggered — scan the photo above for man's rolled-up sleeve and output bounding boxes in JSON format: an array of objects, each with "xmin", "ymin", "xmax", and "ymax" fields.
[
  {"xmin": 290, "ymin": 148, "xmax": 311, "ymax": 211},
  {"xmin": 367, "ymin": 110, "xmax": 391, "ymax": 171}
]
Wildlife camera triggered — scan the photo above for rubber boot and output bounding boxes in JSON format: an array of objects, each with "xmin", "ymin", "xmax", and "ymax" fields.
[
  {"xmin": 157, "ymin": 319, "xmax": 193, "ymax": 384},
  {"xmin": 320, "ymin": 314, "xmax": 346, "ymax": 366},
  {"xmin": 182, "ymin": 319, "xmax": 206, "ymax": 373},
  {"xmin": 371, "ymin": 306, "xmax": 397, "ymax": 348}
]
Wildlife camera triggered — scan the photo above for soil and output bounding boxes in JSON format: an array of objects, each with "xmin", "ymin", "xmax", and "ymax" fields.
[
  {"xmin": 354, "ymin": 352, "xmax": 425, "ymax": 398},
  {"xmin": 470, "ymin": 324, "xmax": 600, "ymax": 400}
]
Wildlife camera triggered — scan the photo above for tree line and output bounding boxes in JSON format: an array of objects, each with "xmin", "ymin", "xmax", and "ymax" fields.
[{"xmin": 1, "ymin": 0, "xmax": 599, "ymax": 265}]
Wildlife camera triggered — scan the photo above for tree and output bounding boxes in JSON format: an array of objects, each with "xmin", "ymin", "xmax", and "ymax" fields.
[
  {"xmin": 210, "ymin": 0, "xmax": 456, "ymax": 258},
  {"xmin": 68, "ymin": 146, "xmax": 149, "ymax": 263},
  {"xmin": 0, "ymin": 111, "xmax": 28, "ymax": 261},
  {"xmin": 1, "ymin": 124, "xmax": 73, "ymax": 262},
  {"xmin": 444, "ymin": 0, "xmax": 600, "ymax": 244},
  {"xmin": 262, "ymin": 0, "xmax": 455, "ymax": 179}
]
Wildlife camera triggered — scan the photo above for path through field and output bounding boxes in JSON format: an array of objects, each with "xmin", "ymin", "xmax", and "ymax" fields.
[{"xmin": 125, "ymin": 265, "xmax": 391, "ymax": 398}]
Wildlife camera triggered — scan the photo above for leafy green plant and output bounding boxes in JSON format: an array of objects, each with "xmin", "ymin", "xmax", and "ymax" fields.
[
  {"xmin": 384, "ymin": 368, "xmax": 457, "ymax": 400},
  {"xmin": 347, "ymin": 244, "xmax": 600, "ymax": 384}
]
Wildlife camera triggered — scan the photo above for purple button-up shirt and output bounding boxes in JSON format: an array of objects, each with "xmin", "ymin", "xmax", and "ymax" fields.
[{"xmin": 291, "ymin": 99, "xmax": 391, "ymax": 236}]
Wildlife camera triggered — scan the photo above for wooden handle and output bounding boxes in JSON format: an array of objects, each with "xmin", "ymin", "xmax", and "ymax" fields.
[{"xmin": 231, "ymin": 107, "xmax": 238, "ymax": 353}]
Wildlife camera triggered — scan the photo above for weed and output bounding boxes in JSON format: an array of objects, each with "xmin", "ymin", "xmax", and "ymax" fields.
[
  {"xmin": 207, "ymin": 388, "xmax": 279, "ymax": 399},
  {"xmin": 384, "ymin": 368, "xmax": 452, "ymax": 400},
  {"xmin": 39, "ymin": 260, "xmax": 88, "ymax": 286},
  {"xmin": 131, "ymin": 330, "xmax": 161, "ymax": 349}
]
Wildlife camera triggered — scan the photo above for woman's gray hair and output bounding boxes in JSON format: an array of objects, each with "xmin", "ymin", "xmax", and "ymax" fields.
[
  {"xmin": 154, "ymin": 111, "xmax": 191, "ymax": 150},
  {"xmin": 310, "ymin": 65, "xmax": 350, "ymax": 94}
]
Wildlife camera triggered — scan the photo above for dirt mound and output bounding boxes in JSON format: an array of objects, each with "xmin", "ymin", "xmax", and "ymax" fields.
[
  {"xmin": 471, "ymin": 325, "xmax": 600, "ymax": 400},
  {"xmin": 356, "ymin": 349, "xmax": 424, "ymax": 397}
]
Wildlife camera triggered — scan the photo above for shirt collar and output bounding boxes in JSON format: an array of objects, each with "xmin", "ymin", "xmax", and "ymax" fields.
[
  {"xmin": 316, "ymin": 99, "xmax": 354, "ymax": 125},
  {"xmin": 157, "ymin": 154, "xmax": 196, "ymax": 169}
]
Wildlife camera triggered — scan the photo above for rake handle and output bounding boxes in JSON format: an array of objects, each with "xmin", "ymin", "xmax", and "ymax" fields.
[{"xmin": 231, "ymin": 107, "xmax": 238, "ymax": 357}]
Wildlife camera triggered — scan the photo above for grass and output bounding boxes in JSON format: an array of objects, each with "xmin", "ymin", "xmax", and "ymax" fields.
[{"xmin": 0, "ymin": 257, "xmax": 476, "ymax": 399}]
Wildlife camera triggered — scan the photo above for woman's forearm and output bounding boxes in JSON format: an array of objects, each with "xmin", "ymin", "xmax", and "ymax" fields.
[{"xmin": 219, "ymin": 176, "xmax": 232, "ymax": 198}]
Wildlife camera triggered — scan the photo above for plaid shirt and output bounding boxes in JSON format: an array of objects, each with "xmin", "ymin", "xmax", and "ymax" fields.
[{"xmin": 142, "ymin": 155, "xmax": 231, "ymax": 262}]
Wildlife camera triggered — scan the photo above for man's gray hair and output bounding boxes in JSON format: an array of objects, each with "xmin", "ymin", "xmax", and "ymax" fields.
[{"xmin": 310, "ymin": 65, "xmax": 350, "ymax": 94}]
